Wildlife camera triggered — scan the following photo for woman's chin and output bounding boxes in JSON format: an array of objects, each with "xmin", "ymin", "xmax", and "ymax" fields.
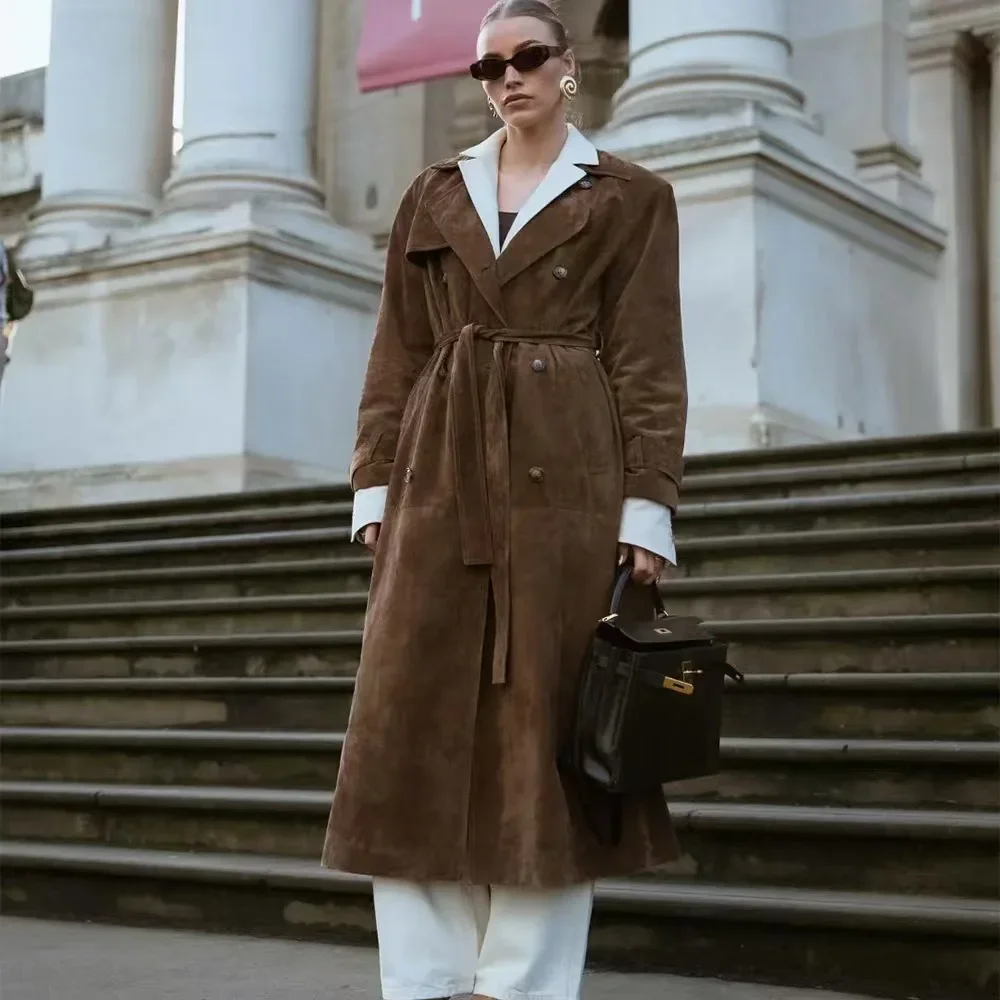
[{"xmin": 501, "ymin": 105, "xmax": 549, "ymax": 128}]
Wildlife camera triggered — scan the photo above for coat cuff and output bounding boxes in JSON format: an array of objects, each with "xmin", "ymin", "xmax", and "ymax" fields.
[
  {"xmin": 352, "ymin": 485, "xmax": 388, "ymax": 542},
  {"xmin": 618, "ymin": 497, "xmax": 677, "ymax": 566}
]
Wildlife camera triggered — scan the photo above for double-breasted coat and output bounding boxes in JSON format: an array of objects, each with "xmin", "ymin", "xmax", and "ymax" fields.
[{"xmin": 321, "ymin": 124, "xmax": 688, "ymax": 888}]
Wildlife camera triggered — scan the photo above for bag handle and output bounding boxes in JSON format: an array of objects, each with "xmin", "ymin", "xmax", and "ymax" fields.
[{"xmin": 609, "ymin": 563, "xmax": 668, "ymax": 619}]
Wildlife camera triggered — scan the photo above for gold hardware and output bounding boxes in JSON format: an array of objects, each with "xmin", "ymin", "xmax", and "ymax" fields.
[
  {"xmin": 662, "ymin": 676, "xmax": 694, "ymax": 695},
  {"xmin": 682, "ymin": 659, "xmax": 703, "ymax": 678}
]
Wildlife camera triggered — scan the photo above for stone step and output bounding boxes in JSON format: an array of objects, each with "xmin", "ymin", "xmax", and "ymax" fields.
[
  {"xmin": 1, "ymin": 727, "xmax": 996, "ymax": 810},
  {"xmin": 3, "ymin": 567, "xmax": 997, "ymax": 641},
  {"xmin": 2, "ymin": 485, "xmax": 995, "ymax": 567},
  {"xmin": 0, "ymin": 840, "xmax": 995, "ymax": 1000},
  {"xmin": 7, "ymin": 521, "xmax": 1000, "ymax": 617},
  {"xmin": 5, "ymin": 519, "xmax": 994, "ymax": 589},
  {"xmin": 674, "ymin": 484, "xmax": 1000, "ymax": 540},
  {"xmin": 3, "ymin": 430, "xmax": 995, "ymax": 537},
  {"xmin": 0, "ymin": 555, "xmax": 374, "ymax": 606},
  {"xmin": 663, "ymin": 565, "xmax": 1000, "ymax": 619},
  {"xmin": 679, "ymin": 428, "xmax": 1000, "ymax": 478},
  {"xmin": 676, "ymin": 521, "xmax": 1000, "ymax": 576},
  {"xmin": 3, "ymin": 476, "xmax": 997, "ymax": 553},
  {"xmin": 2, "ymin": 672, "xmax": 995, "ymax": 741},
  {"xmin": 677, "ymin": 451, "xmax": 1000, "ymax": 501},
  {"xmin": 1, "ymin": 781, "xmax": 996, "ymax": 901},
  {"xmin": 1, "ymin": 614, "xmax": 995, "ymax": 679}
]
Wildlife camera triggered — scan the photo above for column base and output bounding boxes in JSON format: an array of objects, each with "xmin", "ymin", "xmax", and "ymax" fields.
[
  {"xmin": 597, "ymin": 104, "xmax": 950, "ymax": 449},
  {"xmin": 0, "ymin": 202, "xmax": 383, "ymax": 510},
  {"xmin": 162, "ymin": 165, "xmax": 326, "ymax": 214},
  {"xmin": 612, "ymin": 65, "xmax": 806, "ymax": 128},
  {"xmin": 19, "ymin": 191, "xmax": 159, "ymax": 258}
]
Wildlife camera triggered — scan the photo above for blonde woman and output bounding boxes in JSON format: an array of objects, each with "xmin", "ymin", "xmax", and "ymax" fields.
[{"xmin": 323, "ymin": 2, "xmax": 687, "ymax": 997}]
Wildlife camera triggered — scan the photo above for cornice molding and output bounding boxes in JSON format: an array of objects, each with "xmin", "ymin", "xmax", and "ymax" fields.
[
  {"xmin": 909, "ymin": 0, "xmax": 1000, "ymax": 40},
  {"xmin": 908, "ymin": 28, "xmax": 983, "ymax": 73}
]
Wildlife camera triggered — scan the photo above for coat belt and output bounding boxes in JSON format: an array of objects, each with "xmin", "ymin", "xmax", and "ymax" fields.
[{"xmin": 441, "ymin": 323, "xmax": 597, "ymax": 685}]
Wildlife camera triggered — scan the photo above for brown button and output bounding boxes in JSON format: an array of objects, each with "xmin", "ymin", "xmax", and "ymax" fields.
[
  {"xmin": 528, "ymin": 466, "xmax": 544, "ymax": 483},
  {"xmin": 579, "ymin": 178, "xmax": 593, "ymax": 189},
  {"xmin": 403, "ymin": 467, "xmax": 413, "ymax": 483},
  {"xmin": 531, "ymin": 358, "xmax": 546, "ymax": 373},
  {"xmin": 552, "ymin": 265, "xmax": 568, "ymax": 279}
]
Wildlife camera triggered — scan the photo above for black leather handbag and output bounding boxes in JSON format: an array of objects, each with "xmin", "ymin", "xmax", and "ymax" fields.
[{"xmin": 563, "ymin": 566, "xmax": 743, "ymax": 844}]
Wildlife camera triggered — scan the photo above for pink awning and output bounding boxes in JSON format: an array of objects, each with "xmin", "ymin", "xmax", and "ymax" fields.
[{"xmin": 357, "ymin": 0, "xmax": 487, "ymax": 93}]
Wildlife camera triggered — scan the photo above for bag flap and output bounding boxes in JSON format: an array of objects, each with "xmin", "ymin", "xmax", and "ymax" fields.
[{"xmin": 598, "ymin": 613, "xmax": 718, "ymax": 651}]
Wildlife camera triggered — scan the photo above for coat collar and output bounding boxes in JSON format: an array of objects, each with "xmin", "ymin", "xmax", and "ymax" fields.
[{"xmin": 456, "ymin": 124, "xmax": 599, "ymax": 259}]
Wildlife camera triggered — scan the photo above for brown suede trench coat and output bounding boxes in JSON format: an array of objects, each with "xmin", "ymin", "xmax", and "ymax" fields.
[{"xmin": 322, "ymin": 124, "xmax": 687, "ymax": 888}]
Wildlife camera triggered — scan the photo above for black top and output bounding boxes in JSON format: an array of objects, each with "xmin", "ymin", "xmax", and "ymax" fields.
[{"xmin": 499, "ymin": 211, "xmax": 517, "ymax": 247}]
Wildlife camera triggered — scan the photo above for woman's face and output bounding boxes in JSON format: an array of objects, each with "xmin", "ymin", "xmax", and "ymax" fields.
[{"xmin": 475, "ymin": 16, "xmax": 574, "ymax": 129}]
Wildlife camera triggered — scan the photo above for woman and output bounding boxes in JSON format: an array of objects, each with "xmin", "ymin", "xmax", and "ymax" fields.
[{"xmin": 322, "ymin": 1, "xmax": 687, "ymax": 997}]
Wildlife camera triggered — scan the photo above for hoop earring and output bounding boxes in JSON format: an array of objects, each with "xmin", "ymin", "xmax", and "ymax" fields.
[{"xmin": 559, "ymin": 75, "xmax": 578, "ymax": 100}]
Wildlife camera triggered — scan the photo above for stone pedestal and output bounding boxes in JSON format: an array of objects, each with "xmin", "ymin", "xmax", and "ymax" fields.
[
  {"xmin": 23, "ymin": 0, "xmax": 178, "ymax": 254},
  {"xmin": 0, "ymin": 0, "xmax": 383, "ymax": 511},
  {"xmin": 599, "ymin": 0, "xmax": 946, "ymax": 453}
]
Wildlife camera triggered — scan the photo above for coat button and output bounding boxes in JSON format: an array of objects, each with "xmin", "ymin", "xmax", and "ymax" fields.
[
  {"xmin": 528, "ymin": 466, "xmax": 545, "ymax": 483},
  {"xmin": 531, "ymin": 358, "xmax": 546, "ymax": 373},
  {"xmin": 579, "ymin": 178, "xmax": 593, "ymax": 189},
  {"xmin": 403, "ymin": 467, "xmax": 413, "ymax": 483},
  {"xmin": 552, "ymin": 265, "xmax": 568, "ymax": 279}
]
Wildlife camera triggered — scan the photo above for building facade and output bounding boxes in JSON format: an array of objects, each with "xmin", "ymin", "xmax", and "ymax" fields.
[{"xmin": 0, "ymin": 0, "xmax": 996, "ymax": 510}]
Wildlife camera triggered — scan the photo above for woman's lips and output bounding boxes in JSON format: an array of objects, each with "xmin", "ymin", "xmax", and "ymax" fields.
[{"xmin": 504, "ymin": 94, "xmax": 530, "ymax": 107}]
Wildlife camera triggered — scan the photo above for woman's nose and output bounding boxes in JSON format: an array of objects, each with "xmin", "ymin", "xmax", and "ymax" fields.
[{"xmin": 504, "ymin": 64, "xmax": 522, "ymax": 85}]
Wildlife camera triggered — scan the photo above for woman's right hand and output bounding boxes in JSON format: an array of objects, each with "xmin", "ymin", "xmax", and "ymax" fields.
[{"xmin": 362, "ymin": 523, "xmax": 380, "ymax": 551}]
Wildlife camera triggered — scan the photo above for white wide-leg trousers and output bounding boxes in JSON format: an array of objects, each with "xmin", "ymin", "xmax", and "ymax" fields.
[{"xmin": 372, "ymin": 878, "xmax": 595, "ymax": 1000}]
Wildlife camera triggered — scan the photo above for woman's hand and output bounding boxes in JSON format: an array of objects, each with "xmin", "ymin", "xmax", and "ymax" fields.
[
  {"xmin": 362, "ymin": 523, "xmax": 380, "ymax": 551},
  {"xmin": 618, "ymin": 543, "xmax": 666, "ymax": 585}
]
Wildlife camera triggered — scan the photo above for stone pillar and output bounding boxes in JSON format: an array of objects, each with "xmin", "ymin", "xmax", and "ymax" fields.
[
  {"xmin": 909, "ymin": 30, "xmax": 985, "ymax": 430},
  {"xmin": 613, "ymin": 0, "xmax": 804, "ymax": 125},
  {"xmin": 25, "ymin": 0, "xmax": 178, "ymax": 250},
  {"xmin": 164, "ymin": 0, "xmax": 323, "ymax": 209},
  {"xmin": 599, "ymin": 0, "xmax": 946, "ymax": 453},
  {"xmin": 989, "ymin": 36, "xmax": 1000, "ymax": 425}
]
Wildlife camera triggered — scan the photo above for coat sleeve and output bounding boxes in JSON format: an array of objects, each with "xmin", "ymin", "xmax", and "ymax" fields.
[
  {"xmin": 350, "ymin": 177, "xmax": 436, "ymax": 492},
  {"xmin": 599, "ymin": 177, "xmax": 687, "ymax": 511}
]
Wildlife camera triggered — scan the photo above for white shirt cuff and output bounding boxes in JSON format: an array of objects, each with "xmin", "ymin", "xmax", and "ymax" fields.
[
  {"xmin": 618, "ymin": 497, "xmax": 677, "ymax": 565},
  {"xmin": 351, "ymin": 485, "xmax": 388, "ymax": 542}
]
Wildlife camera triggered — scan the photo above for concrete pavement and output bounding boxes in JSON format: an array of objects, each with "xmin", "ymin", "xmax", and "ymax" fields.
[{"xmin": 0, "ymin": 917, "xmax": 880, "ymax": 1000}]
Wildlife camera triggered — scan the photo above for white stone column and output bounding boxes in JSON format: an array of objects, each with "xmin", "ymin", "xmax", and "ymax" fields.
[
  {"xmin": 989, "ymin": 36, "xmax": 1000, "ymax": 426},
  {"xmin": 25, "ymin": 0, "xmax": 178, "ymax": 248},
  {"xmin": 613, "ymin": 0, "xmax": 804, "ymax": 125},
  {"xmin": 163, "ymin": 0, "xmax": 323, "ymax": 209},
  {"xmin": 909, "ymin": 30, "xmax": 984, "ymax": 430}
]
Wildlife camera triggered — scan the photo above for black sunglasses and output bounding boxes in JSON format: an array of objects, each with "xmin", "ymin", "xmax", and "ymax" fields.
[{"xmin": 469, "ymin": 44, "xmax": 564, "ymax": 82}]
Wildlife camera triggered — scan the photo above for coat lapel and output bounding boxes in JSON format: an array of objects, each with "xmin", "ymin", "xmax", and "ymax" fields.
[
  {"xmin": 430, "ymin": 125, "xmax": 603, "ymax": 310},
  {"xmin": 457, "ymin": 124, "xmax": 600, "ymax": 287},
  {"xmin": 425, "ymin": 173, "xmax": 506, "ymax": 323}
]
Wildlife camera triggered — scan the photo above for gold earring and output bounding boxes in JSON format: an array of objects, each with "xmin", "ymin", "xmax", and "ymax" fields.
[{"xmin": 559, "ymin": 75, "xmax": 578, "ymax": 100}]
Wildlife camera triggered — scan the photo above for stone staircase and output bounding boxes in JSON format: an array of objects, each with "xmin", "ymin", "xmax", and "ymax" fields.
[{"xmin": 0, "ymin": 429, "xmax": 998, "ymax": 1000}]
